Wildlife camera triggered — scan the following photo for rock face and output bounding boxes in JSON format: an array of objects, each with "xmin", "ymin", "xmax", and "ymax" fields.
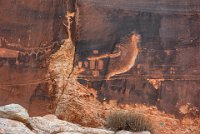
[
  {"xmin": 0, "ymin": 118, "xmax": 34, "ymax": 134},
  {"xmin": 0, "ymin": 0, "xmax": 69, "ymax": 116},
  {"xmin": 0, "ymin": 0, "xmax": 200, "ymax": 122},
  {"xmin": 0, "ymin": 0, "xmax": 75, "ymax": 116},
  {"xmin": 0, "ymin": 104, "xmax": 29, "ymax": 123},
  {"xmin": 48, "ymin": 40, "xmax": 104, "ymax": 127},
  {"xmin": 76, "ymin": 0, "xmax": 200, "ymax": 116}
]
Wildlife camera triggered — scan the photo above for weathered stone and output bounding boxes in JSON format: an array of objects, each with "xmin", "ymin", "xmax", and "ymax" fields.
[
  {"xmin": 0, "ymin": 0, "xmax": 200, "ymax": 121},
  {"xmin": 0, "ymin": 0, "xmax": 69, "ymax": 116},
  {"xmin": 57, "ymin": 132, "xmax": 83, "ymax": 134},
  {"xmin": 28, "ymin": 114, "xmax": 113, "ymax": 134},
  {"xmin": 116, "ymin": 130, "xmax": 151, "ymax": 134},
  {"xmin": 76, "ymin": 0, "xmax": 200, "ymax": 116},
  {"xmin": 48, "ymin": 40, "xmax": 104, "ymax": 127},
  {"xmin": 0, "ymin": 104, "xmax": 29, "ymax": 123},
  {"xmin": 0, "ymin": 118, "xmax": 34, "ymax": 134}
]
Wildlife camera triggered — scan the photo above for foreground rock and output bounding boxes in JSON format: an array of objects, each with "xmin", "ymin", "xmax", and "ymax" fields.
[
  {"xmin": 0, "ymin": 104, "xmax": 151, "ymax": 134},
  {"xmin": 28, "ymin": 114, "xmax": 113, "ymax": 134},
  {"xmin": 0, "ymin": 104, "xmax": 29, "ymax": 123},
  {"xmin": 0, "ymin": 118, "xmax": 34, "ymax": 134},
  {"xmin": 116, "ymin": 130, "xmax": 151, "ymax": 134}
]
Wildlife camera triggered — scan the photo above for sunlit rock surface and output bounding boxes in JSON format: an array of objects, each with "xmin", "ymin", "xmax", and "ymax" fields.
[
  {"xmin": 28, "ymin": 114, "xmax": 113, "ymax": 134},
  {"xmin": 0, "ymin": 104, "xmax": 29, "ymax": 123},
  {"xmin": 48, "ymin": 39, "xmax": 105, "ymax": 127},
  {"xmin": 0, "ymin": 118, "xmax": 34, "ymax": 134}
]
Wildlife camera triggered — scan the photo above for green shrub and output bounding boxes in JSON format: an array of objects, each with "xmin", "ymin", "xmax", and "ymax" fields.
[{"xmin": 106, "ymin": 111, "xmax": 153, "ymax": 133}]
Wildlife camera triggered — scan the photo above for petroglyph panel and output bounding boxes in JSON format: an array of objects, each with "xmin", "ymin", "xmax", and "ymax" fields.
[{"xmin": 77, "ymin": 0, "xmax": 200, "ymax": 116}]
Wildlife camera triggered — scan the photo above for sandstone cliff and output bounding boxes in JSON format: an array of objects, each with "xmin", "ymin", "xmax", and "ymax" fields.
[{"xmin": 0, "ymin": 0, "xmax": 199, "ymax": 129}]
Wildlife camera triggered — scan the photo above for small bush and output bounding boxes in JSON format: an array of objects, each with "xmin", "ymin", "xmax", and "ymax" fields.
[{"xmin": 106, "ymin": 111, "xmax": 153, "ymax": 133}]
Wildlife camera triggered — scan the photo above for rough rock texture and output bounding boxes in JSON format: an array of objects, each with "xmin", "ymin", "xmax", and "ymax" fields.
[
  {"xmin": 76, "ymin": 0, "xmax": 200, "ymax": 116},
  {"xmin": 116, "ymin": 131, "xmax": 150, "ymax": 134},
  {"xmin": 1, "ymin": 103, "xmax": 200, "ymax": 134},
  {"xmin": 0, "ymin": 104, "xmax": 29, "ymax": 123},
  {"xmin": 0, "ymin": 104, "xmax": 151, "ymax": 134},
  {"xmin": 48, "ymin": 39, "xmax": 104, "ymax": 127},
  {"xmin": 0, "ymin": 0, "xmax": 200, "ymax": 130},
  {"xmin": 0, "ymin": 0, "xmax": 69, "ymax": 116},
  {"xmin": 28, "ymin": 114, "xmax": 113, "ymax": 134},
  {"xmin": 58, "ymin": 132, "xmax": 82, "ymax": 134},
  {"xmin": 0, "ymin": 118, "xmax": 34, "ymax": 134}
]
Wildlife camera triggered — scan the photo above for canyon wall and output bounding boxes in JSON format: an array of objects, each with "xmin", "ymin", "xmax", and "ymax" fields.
[
  {"xmin": 76, "ymin": 0, "xmax": 200, "ymax": 116},
  {"xmin": 0, "ymin": 0, "xmax": 200, "ymax": 117},
  {"xmin": 0, "ymin": 0, "xmax": 69, "ymax": 115}
]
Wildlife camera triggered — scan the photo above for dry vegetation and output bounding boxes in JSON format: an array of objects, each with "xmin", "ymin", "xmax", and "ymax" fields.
[{"xmin": 106, "ymin": 111, "xmax": 153, "ymax": 133}]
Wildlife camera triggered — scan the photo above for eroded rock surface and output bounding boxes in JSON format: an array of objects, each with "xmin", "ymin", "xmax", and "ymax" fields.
[
  {"xmin": 76, "ymin": 0, "xmax": 200, "ymax": 116},
  {"xmin": 0, "ymin": 118, "xmax": 34, "ymax": 134},
  {"xmin": 0, "ymin": 104, "xmax": 29, "ymax": 123},
  {"xmin": 48, "ymin": 40, "xmax": 104, "ymax": 127},
  {"xmin": 116, "ymin": 131, "xmax": 150, "ymax": 134},
  {"xmin": 0, "ymin": 0, "xmax": 200, "ymax": 127},
  {"xmin": 28, "ymin": 114, "xmax": 113, "ymax": 134},
  {"xmin": 0, "ymin": 104, "xmax": 116, "ymax": 134},
  {"xmin": 0, "ymin": 0, "xmax": 69, "ymax": 116}
]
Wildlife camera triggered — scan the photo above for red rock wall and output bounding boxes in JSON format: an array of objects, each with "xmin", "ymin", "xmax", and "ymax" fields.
[
  {"xmin": 0, "ymin": 0, "xmax": 69, "ymax": 116},
  {"xmin": 0, "ymin": 0, "xmax": 200, "ymax": 117},
  {"xmin": 76, "ymin": 0, "xmax": 200, "ymax": 116}
]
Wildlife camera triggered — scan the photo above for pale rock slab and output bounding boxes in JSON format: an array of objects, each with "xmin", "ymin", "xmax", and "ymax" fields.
[
  {"xmin": 28, "ymin": 114, "xmax": 113, "ymax": 134},
  {"xmin": 0, "ymin": 118, "xmax": 34, "ymax": 134},
  {"xmin": 0, "ymin": 104, "xmax": 29, "ymax": 123},
  {"xmin": 116, "ymin": 130, "xmax": 151, "ymax": 134}
]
